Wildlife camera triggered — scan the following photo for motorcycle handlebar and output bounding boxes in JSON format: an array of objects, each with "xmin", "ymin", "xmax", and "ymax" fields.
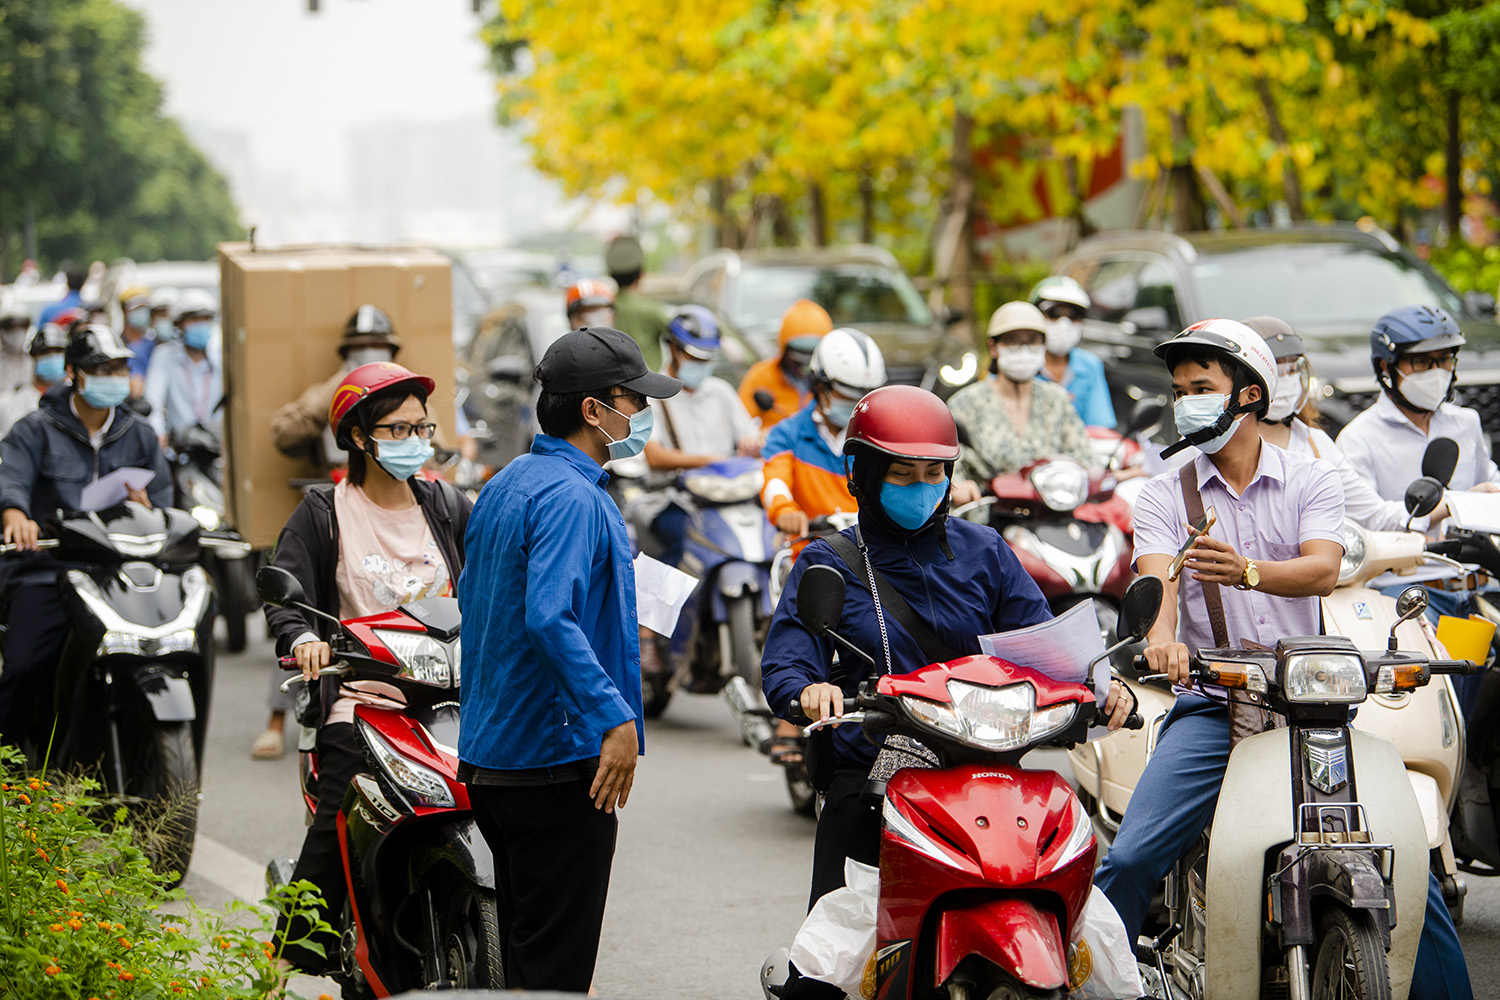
[
  {"xmin": 278, "ymin": 656, "xmax": 299, "ymax": 670},
  {"xmin": 0, "ymin": 539, "xmax": 59, "ymax": 554},
  {"xmin": 1121, "ymin": 712, "xmax": 1145, "ymax": 730},
  {"xmin": 1430, "ymin": 659, "xmax": 1478, "ymax": 675},
  {"xmin": 786, "ymin": 697, "xmax": 858, "ymax": 726}
]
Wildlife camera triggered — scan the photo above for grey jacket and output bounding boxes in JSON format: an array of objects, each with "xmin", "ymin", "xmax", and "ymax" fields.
[{"xmin": 0, "ymin": 384, "xmax": 172, "ymax": 524}]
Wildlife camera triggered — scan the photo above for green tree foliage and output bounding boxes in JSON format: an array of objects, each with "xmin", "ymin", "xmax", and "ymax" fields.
[{"xmin": 0, "ymin": 0, "xmax": 239, "ymax": 274}]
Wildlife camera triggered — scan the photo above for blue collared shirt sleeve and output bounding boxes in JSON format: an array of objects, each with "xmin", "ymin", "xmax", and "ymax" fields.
[
  {"xmin": 1067, "ymin": 350, "xmax": 1116, "ymax": 428},
  {"xmin": 521, "ymin": 489, "xmax": 636, "ymax": 740}
]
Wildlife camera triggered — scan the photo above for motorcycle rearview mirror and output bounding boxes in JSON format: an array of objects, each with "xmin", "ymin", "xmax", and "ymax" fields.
[
  {"xmin": 753, "ymin": 389, "xmax": 775, "ymax": 414},
  {"xmin": 1421, "ymin": 437, "xmax": 1460, "ymax": 488},
  {"xmin": 1125, "ymin": 398, "xmax": 1165, "ymax": 438},
  {"xmin": 1389, "ymin": 585, "xmax": 1430, "ymax": 651},
  {"xmin": 797, "ymin": 565, "xmax": 846, "ymax": 636},
  {"xmin": 1119, "ymin": 575, "xmax": 1164, "ymax": 643},
  {"xmin": 1403, "ymin": 476, "xmax": 1444, "ymax": 528},
  {"xmin": 256, "ymin": 565, "xmax": 306, "ymax": 608}
]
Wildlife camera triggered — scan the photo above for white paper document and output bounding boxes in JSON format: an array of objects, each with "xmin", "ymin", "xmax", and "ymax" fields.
[
  {"xmin": 1446, "ymin": 491, "xmax": 1500, "ymax": 534},
  {"xmin": 634, "ymin": 553, "xmax": 701, "ymax": 637},
  {"xmin": 78, "ymin": 466, "xmax": 156, "ymax": 512},
  {"xmin": 977, "ymin": 600, "xmax": 1109, "ymax": 705}
]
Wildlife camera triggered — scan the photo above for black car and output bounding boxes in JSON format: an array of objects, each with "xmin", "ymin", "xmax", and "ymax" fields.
[
  {"xmin": 681, "ymin": 245, "xmax": 973, "ymax": 393},
  {"xmin": 1056, "ymin": 224, "xmax": 1500, "ymax": 439}
]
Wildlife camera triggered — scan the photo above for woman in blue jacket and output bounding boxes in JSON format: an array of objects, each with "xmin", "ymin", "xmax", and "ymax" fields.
[{"xmin": 761, "ymin": 385, "xmax": 1133, "ymax": 1000}]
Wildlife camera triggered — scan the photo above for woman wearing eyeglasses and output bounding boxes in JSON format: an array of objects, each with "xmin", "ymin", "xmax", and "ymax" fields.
[{"xmin": 264, "ymin": 361, "xmax": 472, "ymax": 976}]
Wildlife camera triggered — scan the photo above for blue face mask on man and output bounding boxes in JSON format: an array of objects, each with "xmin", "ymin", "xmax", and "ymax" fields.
[
  {"xmin": 183, "ymin": 321, "xmax": 213, "ymax": 351},
  {"xmin": 154, "ymin": 318, "xmax": 178, "ymax": 342},
  {"xmin": 880, "ymin": 477, "xmax": 949, "ymax": 531},
  {"xmin": 79, "ymin": 373, "xmax": 130, "ymax": 410},
  {"xmin": 126, "ymin": 307, "xmax": 150, "ymax": 329},
  {"xmin": 1172, "ymin": 393, "xmax": 1241, "ymax": 455},
  {"xmin": 599, "ymin": 400, "xmax": 654, "ymax": 461},
  {"xmin": 676, "ymin": 359, "xmax": 714, "ymax": 391},
  {"xmin": 35, "ymin": 355, "xmax": 65, "ymax": 385},
  {"xmin": 371, "ymin": 436, "xmax": 434, "ymax": 480}
]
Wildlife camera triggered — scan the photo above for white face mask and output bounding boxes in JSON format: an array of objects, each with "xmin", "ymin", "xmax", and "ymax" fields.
[
  {"xmin": 1399, "ymin": 368, "xmax": 1452, "ymax": 412},
  {"xmin": 1044, "ymin": 317, "xmax": 1081, "ymax": 356},
  {"xmin": 345, "ymin": 347, "xmax": 394, "ymax": 368},
  {"xmin": 995, "ymin": 344, "xmax": 1046, "ymax": 382},
  {"xmin": 1264, "ymin": 369, "xmax": 1306, "ymax": 422}
]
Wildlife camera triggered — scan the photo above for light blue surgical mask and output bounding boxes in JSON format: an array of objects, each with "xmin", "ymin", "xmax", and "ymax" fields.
[
  {"xmin": 880, "ymin": 477, "xmax": 949, "ymax": 531},
  {"xmin": 372, "ymin": 436, "xmax": 434, "ymax": 480},
  {"xmin": 126, "ymin": 307, "xmax": 150, "ymax": 329},
  {"xmin": 599, "ymin": 400, "xmax": 654, "ymax": 461},
  {"xmin": 676, "ymin": 358, "xmax": 715, "ymax": 390},
  {"xmin": 79, "ymin": 373, "xmax": 130, "ymax": 410},
  {"xmin": 154, "ymin": 318, "xmax": 178, "ymax": 342},
  {"xmin": 35, "ymin": 355, "xmax": 65, "ymax": 385},
  {"xmin": 183, "ymin": 321, "xmax": 213, "ymax": 351},
  {"xmin": 1172, "ymin": 393, "xmax": 1240, "ymax": 455},
  {"xmin": 824, "ymin": 397, "xmax": 857, "ymax": 429}
]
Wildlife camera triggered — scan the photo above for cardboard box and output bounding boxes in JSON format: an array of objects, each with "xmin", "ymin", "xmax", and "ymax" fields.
[{"xmin": 218, "ymin": 243, "xmax": 454, "ymax": 548}]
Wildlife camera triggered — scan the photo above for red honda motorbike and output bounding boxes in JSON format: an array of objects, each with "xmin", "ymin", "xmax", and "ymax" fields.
[
  {"xmin": 766, "ymin": 569, "xmax": 1158, "ymax": 999},
  {"xmin": 255, "ymin": 566, "xmax": 500, "ymax": 996}
]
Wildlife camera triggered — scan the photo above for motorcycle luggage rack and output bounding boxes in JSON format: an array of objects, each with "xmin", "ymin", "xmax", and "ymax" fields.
[{"xmin": 1273, "ymin": 802, "xmax": 1395, "ymax": 883}]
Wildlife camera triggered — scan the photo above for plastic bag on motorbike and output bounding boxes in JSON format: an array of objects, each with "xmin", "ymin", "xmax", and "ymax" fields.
[
  {"xmin": 788, "ymin": 858, "xmax": 878, "ymax": 1000},
  {"xmin": 1067, "ymin": 886, "xmax": 1144, "ymax": 1000}
]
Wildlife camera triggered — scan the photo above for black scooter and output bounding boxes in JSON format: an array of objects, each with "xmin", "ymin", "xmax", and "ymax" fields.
[
  {"xmin": 2, "ymin": 502, "xmax": 248, "ymax": 882},
  {"xmin": 169, "ymin": 423, "xmax": 259, "ymax": 652}
]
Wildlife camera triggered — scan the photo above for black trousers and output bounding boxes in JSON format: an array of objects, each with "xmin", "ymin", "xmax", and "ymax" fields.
[
  {"xmin": 467, "ymin": 778, "xmax": 618, "ymax": 993},
  {"xmin": 785, "ymin": 761, "xmax": 882, "ymax": 1000},
  {"xmin": 0, "ymin": 583, "xmax": 70, "ymax": 746},
  {"xmin": 278, "ymin": 721, "xmax": 363, "ymax": 971}
]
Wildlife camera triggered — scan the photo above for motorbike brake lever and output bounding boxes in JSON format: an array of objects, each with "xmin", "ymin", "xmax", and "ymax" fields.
[
  {"xmin": 802, "ymin": 711, "xmax": 867, "ymax": 736},
  {"xmin": 277, "ymin": 662, "xmax": 352, "ymax": 692},
  {"xmin": 0, "ymin": 539, "xmax": 59, "ymax": 554}
]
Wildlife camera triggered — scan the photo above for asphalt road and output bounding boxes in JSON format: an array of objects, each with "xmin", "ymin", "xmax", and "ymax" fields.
[{"xmin": 183, "ymin": 625, "xmax": 1500, "ymax": 998}]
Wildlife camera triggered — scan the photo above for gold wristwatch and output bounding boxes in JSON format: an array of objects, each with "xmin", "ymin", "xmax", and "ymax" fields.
[{"xmin": 1236, "ymin": 558, "xmax": 1260, "ymax": 591}]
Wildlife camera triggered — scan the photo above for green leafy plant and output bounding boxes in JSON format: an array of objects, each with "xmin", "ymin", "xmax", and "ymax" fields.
[
  {"xmin": 1428, "ymin": 242, "xmax": 1500, "ymax": 298},
  {"xmin": 0, "ymin": 745, "xmax": 331, "ymax": 999}
]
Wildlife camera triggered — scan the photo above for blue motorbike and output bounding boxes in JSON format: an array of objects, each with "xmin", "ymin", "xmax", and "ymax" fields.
[{"xmin": 643, "ymin": 458, "xmax": 779, "ymax": 748}]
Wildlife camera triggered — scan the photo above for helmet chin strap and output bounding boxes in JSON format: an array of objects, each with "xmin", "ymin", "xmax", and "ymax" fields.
[{"xmin": 1159, "ymin": 403, "xmax": 1243, "ymax": 460}]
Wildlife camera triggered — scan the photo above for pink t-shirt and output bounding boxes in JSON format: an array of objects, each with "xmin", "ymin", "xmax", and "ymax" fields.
[{"xmin": 327, "ymin": 480, "xmax": 452, "ymax": 725}]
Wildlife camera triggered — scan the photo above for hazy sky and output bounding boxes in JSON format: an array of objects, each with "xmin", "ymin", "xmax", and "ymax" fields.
[{"xmin": 124, "ymin": 0, "xmax": 499, "ymax": 194}]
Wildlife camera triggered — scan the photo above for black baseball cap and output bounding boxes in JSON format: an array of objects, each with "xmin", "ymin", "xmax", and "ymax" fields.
[{"xmin": 536, "ymin": 326, "xmax": 682, "ymax": 398}]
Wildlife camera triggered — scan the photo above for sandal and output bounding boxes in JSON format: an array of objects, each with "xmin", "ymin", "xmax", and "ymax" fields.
[
  {"xmin": 767, "ymin": 736, "xmax": 806, "ymax": 767},
  {"xmin": 250, "ymin": 727, "xmax": 285, "ymax": 760}
]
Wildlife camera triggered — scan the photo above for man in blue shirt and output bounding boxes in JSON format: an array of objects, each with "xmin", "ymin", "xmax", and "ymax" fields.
[
  {"xmin": 1030, "ymin": 275, "xmax": 1116, "ymax": 428},
  {"xmin": 35, "ymin": 268, "xmax": 86, "ymax": 329},
  {"xmin": 457, "ymin": 326, "xmax": 680, "ymax": 992}
]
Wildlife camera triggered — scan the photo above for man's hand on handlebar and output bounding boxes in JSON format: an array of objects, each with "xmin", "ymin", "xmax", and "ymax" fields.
[
  {"xmin": 800, "ymin": 682, "xmax": 846, "ymax": 723},
  {"xmin": 776, "ymin": 510, "xmax": 810, "ymax": 538},
  {"xmin": 1102, "ymin": 678, "xmax": 1136, "ymax": 731},
  {"xmin": 1144, "ymin": 639, "xmax": 1192, "ymax": 685},
  {"xmin": 2, "ymin": 509, "xmax": 40, "ymax": 552},
  {"xmin": 293, "ymin": 640, "xmax": 332, "ymax": 682}
]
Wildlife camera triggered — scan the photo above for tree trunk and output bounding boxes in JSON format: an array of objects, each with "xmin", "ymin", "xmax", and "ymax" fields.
[
  {"xmin": 808, "ymin": 182, "xmax": 828, "ymax": 247},
  {"xmin": 1253, "ymin": 74, "xmax": 1305, "ymax": 221},
  {"xmin": 1194, "ymin": 162, "xmax": 1245, "ymax": 228},
  {"xmin": 1446, "ymin": 88, "xmax": 1462, "ymax": 240},
  {"xmin": 931, "ymin": 111, "xmax": 976, "ymax": 321},
  {"xmin": 770, "ymin": 195, "xmax": 796, "ymax": 247},
  {"xmin": 711, "ymin": 178, "xmax": 740, "ymax": 249},
  {"xmin": 1165, "ymin": 56, "xmax": 1206, "ymax": 232},
  {"xmin": 859, "ymin": 171, "xmax": 876, "ymax": 244}
]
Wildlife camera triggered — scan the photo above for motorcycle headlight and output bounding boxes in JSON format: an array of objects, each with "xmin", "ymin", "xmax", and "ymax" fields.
[
  {"xmin": 1337, "ymin": 520, "xmax": 1368, "ymax": 587},
  {"xmin": 903, "ymin": 680, "xmax": 1078, "ymax": 752},
  {"xmin": 1282, "ymin": 652, "xmax": 1367, "ymax": 704},
  {"xmin": 683, "ymin": 467, "xmax": 764, "ymax": 503},
  {"xmin": 357, "ymin": 720, "xmax": 455, "ymax": 808},
  {"xmin": 190, "ymin": 505, "xmax": 221, "ymax": 531},
  {"xmin": 372, "ymin": 629, "xmax": 455, "ymax": 687},
  {"xmin": 1029, "ymin": 460, "xmax": 1090, "ymax": 513},
  {"xmin": 939, "ymin": 351, "xmax": 978, "ymax": 386}
]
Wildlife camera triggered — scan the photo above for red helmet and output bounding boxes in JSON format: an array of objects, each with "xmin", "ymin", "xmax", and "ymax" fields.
[
  {"xmin": 566, "ymin": 278, "xmax": 616, "ymax": 317},
  {"xmin": 329, "ymin": 362, "xmax": 436, "ymax": 442},
  {"xmin": 843, "ymin": 385, "xmax": 960, "ymax": 461}
]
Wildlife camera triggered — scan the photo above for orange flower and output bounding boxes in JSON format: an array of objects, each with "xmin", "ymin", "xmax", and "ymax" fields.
[
  {"xmin": 28, "ymin": 779, "xmax": 40, "ymax": 790},
  {"xmin": 112, "ymin": 923, "xmax": 124, "ymax": 931},
  {"xmin": 106, "ymin": 960, "xmax": 121, "ymax": 969},
  {"xmin": 54, "ymin": 879, "xmax": 67, "ymax": 892},
  {"xmin": 35, "ymin": 847, "xmax": 48, "ymax": 861},
  {"xmin": 117, "ymin": 937, "xmax": 131, "ymax": 949},
  {"xmin": 49, "ymin": 923, "xmax": 63, "ymax": 932},
  {"xmin": 118, "ymin": 971, "xmax": 134, "ymax": 982},
  {"xmin": 97, "ymin": 922, "xmax": 111, "ymax": 930},
  {"xmin": 18, "ymin": 793, "xmax": 30, "ymax": 805},
  {"xmin": 200, "ymin": 976, "xmax": 211, "ymax": 985},
  {"xmin": 51, "ymin": 802, "xmax": 65, "ymax": 812},
  {"xmin": 44, "ymin": 965, "xmax": 60, "ymax": 976},
  {"xmin": 67, "ymin": 919, "xmax": 82, "ymax": 930}
]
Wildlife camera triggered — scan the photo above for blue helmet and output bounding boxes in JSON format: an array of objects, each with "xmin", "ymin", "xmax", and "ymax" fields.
[
  {"xmin": 1370, "ymin": 305, "xmax": 1465, "ymax": 364},
  {"xmin": 666, "ymin": 305, "xmax": 721, "ymax": 360}
]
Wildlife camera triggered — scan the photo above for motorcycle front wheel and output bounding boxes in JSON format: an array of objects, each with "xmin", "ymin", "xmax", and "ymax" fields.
[
  {"xmin": 1308, "ymin": 906, "xmax": 1390, "ymax": 1000},
  {"xmin": 727, "ymin": 593, "xmax": 762, "ymax": 689},
  {"xmin": 116, "ymin": 719, "xmax": 200, "ymax": 886},
  {"xmin": 440, "ymin": 882, "xmax": 505, "ymax": 989},
  {"xmin": 219, "ymin": 555, "xmax": 256, "ymax": 653},
  {"xmin": 785, "ymin": 763, "xmax": 817, "ymax": 817}
]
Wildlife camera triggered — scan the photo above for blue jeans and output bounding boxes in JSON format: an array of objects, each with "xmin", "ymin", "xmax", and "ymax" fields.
[
  {"xmin": 651, "ymin": 503, "xmax": 691, "ymax": 570},
  {"xmin": 1378, "ymin": 582, "xmax": 1493, "ymax": 724},
  {"xmin": 1095, "ymin": 696, "xmax": 1472, "ymax": 1000}
]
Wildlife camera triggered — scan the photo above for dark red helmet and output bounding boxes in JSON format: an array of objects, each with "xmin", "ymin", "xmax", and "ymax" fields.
[
  {"xmin": 329, "ymin": 362, "xmax": 435, "ymax": 443},
  {"xmin": 842, "ymin": 385, "xmax": 960, "ymax": 461}
]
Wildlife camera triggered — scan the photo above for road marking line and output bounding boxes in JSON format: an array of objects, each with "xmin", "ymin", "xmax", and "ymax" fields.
[{"xmin": 192, "ymin": 834, "xmax": 266, "ymax": 903}]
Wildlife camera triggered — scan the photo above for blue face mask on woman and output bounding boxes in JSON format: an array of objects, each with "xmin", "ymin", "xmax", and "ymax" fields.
[
  {"xmin": 79, "ymin": 374, "xmax": 131, "ymax": 410},
  {"xmin": 35, "ymin": 355, "xmax": 65, "ymax": 385},
  {"xmin": 371, "ymin": 436, "xmax": 434, "ymax": 480},
  {"xmin": 183, "ymin": 321, "xmax": 213, "ymax": 351},
  {"xmin": 880, "ymin": 477, "xmax": 949, "ymax": 531},
  {"xmin": 599, "ymin": 401, "xmax": 654, "ymax": 461}
]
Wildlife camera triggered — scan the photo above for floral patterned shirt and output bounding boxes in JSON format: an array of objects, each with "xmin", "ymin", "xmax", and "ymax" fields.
[{"xmin": 947, "ymin": 376, "xmax": 1094, "ymax": 484}]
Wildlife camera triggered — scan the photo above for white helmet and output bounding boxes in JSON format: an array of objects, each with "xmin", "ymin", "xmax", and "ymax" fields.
[
  {"xmin": 150, "ymin": 286, "xmax": 180, "ymax": 312},
  {"xmin": 809, "ymin": 327, "xmax": 886, "ymax": 392},
  {"xmin": 1154, "ymin": 318, "xmax": 1278, "ymax": 414},
  {"xmin": 172, "ymin": 288, "xmax": 217, "ymax": 322},
  {"xmin": 1029, "ymin": 275, "xmax": 1091, "ymax": 312}
]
